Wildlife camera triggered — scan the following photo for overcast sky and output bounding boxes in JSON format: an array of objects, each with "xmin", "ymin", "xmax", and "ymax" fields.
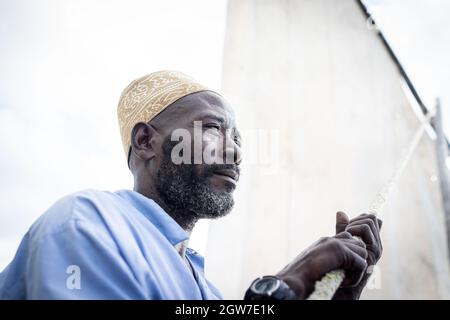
[
  {"xmin": 364, "ymin": 0, "xmax": 450, "ymax": 132},
  {"xmin": 0, "ymin": 0, "xmax": 227, "ymax": 269},
  {"xmin": 0, "ymin": 0, "xmax": 448, "ymax": 270}
]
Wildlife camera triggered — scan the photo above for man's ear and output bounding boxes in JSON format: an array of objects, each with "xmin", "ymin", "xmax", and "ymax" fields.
[{"xmin": 130, "ymin": 122, "xmax": 159, "ymax": 162}]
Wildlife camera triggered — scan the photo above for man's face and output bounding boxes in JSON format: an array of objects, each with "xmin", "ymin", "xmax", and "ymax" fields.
[{"xmin": 152, "ymin": 91, "xmax": 242, "ymax": 220}]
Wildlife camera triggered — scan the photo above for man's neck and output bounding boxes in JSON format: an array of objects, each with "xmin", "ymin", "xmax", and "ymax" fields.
[{"xmin": 133, "ymin": 185, "xmax": 198, "ymax": 233}]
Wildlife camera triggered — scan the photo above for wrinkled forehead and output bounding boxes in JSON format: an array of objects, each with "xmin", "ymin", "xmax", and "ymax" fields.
[{"xmin": 151, "ymin": 91, "xmax": 237, "ymax": 131}]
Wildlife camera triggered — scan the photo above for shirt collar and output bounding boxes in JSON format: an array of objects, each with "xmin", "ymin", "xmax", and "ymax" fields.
[
  {"xmin": 115, "ymin": 189, "xmax": 189, "ymax": 246},
  {"xmin": 186, "ymin": 248, "xmax": 205, "ymax": 272}
]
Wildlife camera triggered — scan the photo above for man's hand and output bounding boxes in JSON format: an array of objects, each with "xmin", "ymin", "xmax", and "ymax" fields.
[
  {"xmin": 276, "ymin": 219, "xmax": 369, "ymax": 299},
  {"xmin": 332, "ymin": 211, "xmax": 383, "ymax": 300},
  {"xmin": 275, "ymin": 212, "xmax": 382, "ymax": 300}
]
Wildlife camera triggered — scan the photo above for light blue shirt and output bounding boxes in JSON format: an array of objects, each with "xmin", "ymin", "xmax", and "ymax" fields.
[{"xmin": 0, "ymin": 189, "xmax": 223, "ymax": 299}]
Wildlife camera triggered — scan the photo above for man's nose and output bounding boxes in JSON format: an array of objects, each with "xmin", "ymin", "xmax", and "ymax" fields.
[{"xmin": 223, "ymin": 137, "xmax": 242, "ymax": 165}]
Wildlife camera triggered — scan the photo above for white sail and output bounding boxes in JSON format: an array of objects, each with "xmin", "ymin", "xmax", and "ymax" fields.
[{"xmin": 206, "ymin": 0, "xmax": 450, "ymax": 299}]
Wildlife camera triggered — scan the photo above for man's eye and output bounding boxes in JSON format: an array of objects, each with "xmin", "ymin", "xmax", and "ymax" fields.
[{"xmin": 205, "ymin": 124, "xmax": 221, "ymax": 130}]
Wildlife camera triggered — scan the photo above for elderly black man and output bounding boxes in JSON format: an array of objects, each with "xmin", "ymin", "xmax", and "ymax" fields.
[{"xmin": 0, "ymin": 71, "xmax": 382, "ymax": 300}]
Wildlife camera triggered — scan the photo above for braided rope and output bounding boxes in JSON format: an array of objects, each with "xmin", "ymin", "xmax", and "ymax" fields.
[{"xmin": 307, "ymin": 113, "xmax": 433, "ymax": 300}]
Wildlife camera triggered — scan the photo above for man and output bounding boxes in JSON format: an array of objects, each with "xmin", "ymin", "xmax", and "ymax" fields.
[{"xmin": 0, "ymin": 71, "xmax": 382, "ymax": 299}]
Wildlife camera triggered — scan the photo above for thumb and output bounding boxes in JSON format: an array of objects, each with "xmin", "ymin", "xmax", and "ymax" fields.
[{"xmin": 335, "ymin": 211, "xmax": 350, "ymax": 234}]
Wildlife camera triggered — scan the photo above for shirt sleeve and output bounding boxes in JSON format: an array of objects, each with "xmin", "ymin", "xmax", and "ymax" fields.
[{"xmin": 26, "ymin": 217, "xmax": 148, "ymax": 299}]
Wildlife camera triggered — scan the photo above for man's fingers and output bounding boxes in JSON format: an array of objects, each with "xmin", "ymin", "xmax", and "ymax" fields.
[
  {"xmin": 331, "ymin": 235, "xmax": 368, "ymax": 287},
  {"xmin": 335, "ymin": 211, "xmax": 350, "ymax": 234},
  {"xmin": 341, "ymin": 241, "xmax": 368, "ymax": 260},
  {"xmin": 346, "ymin": 224, "xmax": 377, "ymax": 246},
  {"xmin": 334, "ymin": 231, "xmax": 353, "ymax": 240},
  {"xmin": 350, "ymin": 214, "xmax": 379, "ymax": 230},
  {"xmin": 335, "ymin": 232, "xmax": 366, "ymax": 248},
  {"xmin": 341, "ymin": 247, "xmax": 368, "ymax": 287},
  {"xmin": 347, "ymin": 218, "xmax": 381, "ymax": 245},
  {"xmin": 345, "ymin": 225, "xmax": 382, "ymax": 265},
  {"xmin": 351, "ymin": 214, "xmax": 383, "ymax": 235}
]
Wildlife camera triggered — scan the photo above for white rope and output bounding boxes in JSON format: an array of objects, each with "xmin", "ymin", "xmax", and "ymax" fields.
[{"xmin": 307, "ymin": 112, "xmax": 434, "ymax": 300}]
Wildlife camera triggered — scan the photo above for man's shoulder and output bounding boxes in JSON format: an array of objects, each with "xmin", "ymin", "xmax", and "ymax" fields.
[
  {"xmin": 29, "ymin": 189, "xmax": 121, "ymax": 241},
  {"xmin": 47, "ymin": 188, "xmax": 119, "ymax": 220}
]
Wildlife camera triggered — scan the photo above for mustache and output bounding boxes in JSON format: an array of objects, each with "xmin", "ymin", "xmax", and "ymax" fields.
[
  {"xmin": 202, "ymin": 163, "xmax": 240, "ymax": 177},
  {"xmin": 162, "ymin": 138, "xmax": 241, "ymax": 180}
]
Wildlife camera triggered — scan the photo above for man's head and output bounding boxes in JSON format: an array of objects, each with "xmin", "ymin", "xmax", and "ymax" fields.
[{"xmin": 117, "ymin": 71, "xmax": 242, "ymax": 229}]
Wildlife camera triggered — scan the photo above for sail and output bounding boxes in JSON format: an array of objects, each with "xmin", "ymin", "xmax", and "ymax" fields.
[{"xmin": 206, "ymin": 0, "xmax": 450, "ymax": 299}]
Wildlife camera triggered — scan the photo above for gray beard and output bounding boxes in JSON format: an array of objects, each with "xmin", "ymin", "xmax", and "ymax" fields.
[{"xmin": 154, "ymin": 140, "xmax": 235, "ymax": 230}]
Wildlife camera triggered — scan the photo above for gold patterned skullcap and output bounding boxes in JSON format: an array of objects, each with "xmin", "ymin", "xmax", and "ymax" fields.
[{"xmin": 117, "ymin": 70, "xmax": 211, "ymax": 161}]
